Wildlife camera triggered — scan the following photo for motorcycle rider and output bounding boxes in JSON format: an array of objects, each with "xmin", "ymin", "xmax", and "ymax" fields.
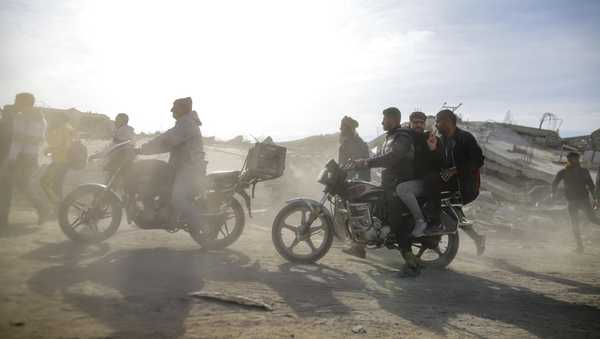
[
  {"xmin": 395, "ymin": 111, "xmax": 443, "ymax": 237},
  {"xmin": 352, "ymin": 107, "xmax": 422, "ymax": 276},
  {"xmin": 338, "ymin": 116, "xmax": 371, "ymax": 181},
  {"xmin": 431, "ymin": 109, "xmax": 486, "ymax": 255},
  {"xmin": 136, "ymin": 97, "xmax": 208, "ymax": 232}
]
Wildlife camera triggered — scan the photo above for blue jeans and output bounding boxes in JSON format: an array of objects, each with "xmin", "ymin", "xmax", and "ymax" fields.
[{"xmin": 396, "ymin": 179, "xmax": 426, "ymax": 223}]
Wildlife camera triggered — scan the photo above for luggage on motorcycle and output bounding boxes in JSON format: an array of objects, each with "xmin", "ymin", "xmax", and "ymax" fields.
[
  {"xmin": 245, "ymin": 142, "xmax": 286, "ymax": 180},
  {"xmin": 68, "ymin": 139, "xmax": 88, "ymax": 170}
]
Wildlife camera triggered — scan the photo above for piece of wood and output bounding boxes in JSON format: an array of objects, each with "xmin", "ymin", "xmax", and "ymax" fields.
[{"xmin": 189, "ymin": 291, "xmax": 273, "ymax": 311}]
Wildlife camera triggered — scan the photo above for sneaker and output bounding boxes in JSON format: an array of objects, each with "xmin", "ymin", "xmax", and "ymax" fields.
[
  {"xmin": 342, "ymin": 244, "xmax": 366, "ymax": 259},
  {"xmin": 475, "ymin": 235, "xmax": 486, "ymax": 256},
  {"xmin": 412, "ymin": 219, "xmax": 428, "ymax": 238}
]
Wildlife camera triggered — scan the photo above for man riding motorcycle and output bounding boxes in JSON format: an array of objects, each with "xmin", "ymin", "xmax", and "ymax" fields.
[
  {"xmin": 136, "ymin": 97, "xmax": 208, "ymax": 232},
  {"xmin": 352, "ymin": 107, "xmax": 422, "ymax": 276}
]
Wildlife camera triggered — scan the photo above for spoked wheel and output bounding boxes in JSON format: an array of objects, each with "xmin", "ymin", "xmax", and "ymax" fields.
[
  {"xmin": 272, "ymin": 201, "xmax": 334, "ymax": 264},
  {"xmin": 58, "ymin": 185, "xmax": 122, "ymax": 243},
  {"xmin": 189, "ymin": 198, "xmax": 245, "ymax": 250},
  {"xmin": 409, "ymin": 232, "xmax": 459, "ymax": 269}
]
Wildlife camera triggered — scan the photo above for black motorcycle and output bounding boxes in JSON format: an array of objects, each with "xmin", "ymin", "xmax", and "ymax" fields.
[
  {"xmin": 272, "ymin": 159, "xmax": 471, "ymax": 267},
  {"xmin": 59, "ymin": 141, "xmax": 286, "ymax": 249}
]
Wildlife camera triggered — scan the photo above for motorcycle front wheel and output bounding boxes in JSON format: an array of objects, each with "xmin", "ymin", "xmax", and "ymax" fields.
[
  {"xmin": 272, "ymin": 201, "xmax": 334, "ymax": 264},
  {"xmin": 58, "ymin": 185, "xmax": 123, "ymax": 243}
]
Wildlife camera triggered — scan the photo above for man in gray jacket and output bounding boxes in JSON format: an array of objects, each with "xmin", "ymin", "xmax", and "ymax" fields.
[{"xmin": 137, "ymin": 97, "xmax": 207, "ymax": 231}]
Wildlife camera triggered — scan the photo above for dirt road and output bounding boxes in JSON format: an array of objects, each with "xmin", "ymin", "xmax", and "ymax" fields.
[{"xmin": 1, "ymin": 207, "xmax": 600, "ymax": 339}]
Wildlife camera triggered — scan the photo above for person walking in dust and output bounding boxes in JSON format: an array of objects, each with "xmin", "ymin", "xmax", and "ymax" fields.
[
  {"xmin": 0, "ymin": 93, "xmax": 49, "ymax": 227},
  {"xmin": 552, "ymin": 152, "xmax": 600, "ymax": 253},
  {"xmin": 40, "ymin": 112, "xmax": 75, "ymax": 204}
]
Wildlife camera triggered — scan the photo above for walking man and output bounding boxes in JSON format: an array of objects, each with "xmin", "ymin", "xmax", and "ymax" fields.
[{"xmin": 552, "ymin": 152, "xmax": 600, "ymax": 253}]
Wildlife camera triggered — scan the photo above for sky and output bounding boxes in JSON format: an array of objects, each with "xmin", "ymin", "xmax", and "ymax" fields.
[{"xmin": 1, "ymin": 0, "xmax": 599, "ymax": 140}]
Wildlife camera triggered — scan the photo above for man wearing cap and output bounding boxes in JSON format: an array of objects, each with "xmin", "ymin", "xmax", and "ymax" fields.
[
  {"xmin": 552, "ymin": 152, "xmax": 600, "ymax": 253},
  {"xmin": 137, "ymin": 97, "xmax": 208, "ymax": 232},
  {"xmin": 338, "ymin": 116, "xmax": 370, "ymax": 181},
  {"xmin": 352, "ymin": 107, "xmax": 422, "ymax": 276}
]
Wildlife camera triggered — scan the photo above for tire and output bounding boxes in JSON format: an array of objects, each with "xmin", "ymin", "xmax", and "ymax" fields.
[
  {"xmin": 407, "ymin": 232, "xmax": 460, "ymax": 269},
  {"xmin": 58, "ymin": 184, "xmax": 122, "ymax": 244},
  {"xmin": 190, "ymin": 198, "xmax": 245, "ymax": 250},
  {"xmin": 272, "ymin": 201, "xmax": 334, "ymax": 264}
]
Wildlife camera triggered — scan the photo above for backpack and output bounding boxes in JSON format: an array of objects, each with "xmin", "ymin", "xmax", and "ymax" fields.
[{"xmin": 68, "ymin": 139, "xmax": 88, "ymax": 170}]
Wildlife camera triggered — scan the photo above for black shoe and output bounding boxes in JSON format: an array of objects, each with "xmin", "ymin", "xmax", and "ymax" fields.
[{"xmin": 342, "ymin": 244, "xmax": 366, "ymax": 259}]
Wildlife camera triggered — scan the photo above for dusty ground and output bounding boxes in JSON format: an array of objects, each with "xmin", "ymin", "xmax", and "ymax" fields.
[
  {"xmin": 1, "ymin": 204, "xmax": 600, "ymax": 339},
  {"xmin": 1, "ymin": 145, "xmax": 600, "ymax": 338}
]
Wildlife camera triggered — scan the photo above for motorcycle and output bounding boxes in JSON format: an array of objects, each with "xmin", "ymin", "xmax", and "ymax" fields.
[
  {"xmin": 272, "ymin": 159, "xmax": 471, "ymax": 268},
  {"xmin": 59, "ymin": 140, "xmax": 285, "ymax": 249}
]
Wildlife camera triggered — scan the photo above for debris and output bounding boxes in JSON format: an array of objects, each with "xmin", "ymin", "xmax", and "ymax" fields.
[
  {"xmin": 9, "ymin": 321, "xmax": 25, "ymax": 327},
  {"xmin": 351, "ymin": 325, "xmax": 367, "ymax": 334},
  {"xmin": 189, "ymin": 291, "xmax": 273, "ymax": 311}
]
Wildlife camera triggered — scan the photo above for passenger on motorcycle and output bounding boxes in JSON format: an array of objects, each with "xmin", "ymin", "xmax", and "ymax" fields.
[
  {"xmin": 352, "ymin": 107, "xmax": 423, "ymax": 275},
  {"xmin": 395, "ymin": 111, "xmax": 443, "ymax": 237},
  {"xmin": 432, "ymin": 109, "xmax": 486, "ymax": 255},
  {"xmin": 136, "ymin": 97, "xmax": 208, "ymax": 231}
]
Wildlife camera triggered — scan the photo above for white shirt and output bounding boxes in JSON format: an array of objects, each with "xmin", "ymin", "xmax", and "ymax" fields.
[{"xmin": 8, "ymin": 111, "xmax": 47, "ymax": 160}]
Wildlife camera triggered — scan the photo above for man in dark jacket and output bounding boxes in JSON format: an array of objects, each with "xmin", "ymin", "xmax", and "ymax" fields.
[
  {"xmin": 350, "ymin": 107, "xmax": 422, "ymax": 275},
  {"xmin": 395, "ymin": 111, "xmax": 443, "ymax": 237},
  {"xmin": 552, "ymin": 152, "xmax": 599, "ymax": 253},
  {"xmin": 338, "ymin": 116, "xmax": 370, "ymax": 181},
  {"xmin": 137, "ymin": 97, "xmax": 207, "ymax": 232},
  {"xmin": 432, "ymin": 109, "xmax": 486, "ymax": 255}
]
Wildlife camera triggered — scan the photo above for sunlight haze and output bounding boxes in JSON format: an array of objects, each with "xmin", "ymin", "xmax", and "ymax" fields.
[{"xmin": 2, "ymin": 0, "xmax": 599, "ymax": 140}]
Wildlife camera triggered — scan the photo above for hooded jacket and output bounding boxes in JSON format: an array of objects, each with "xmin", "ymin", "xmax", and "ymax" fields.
[{"xmin": 139, "ymin": 111, "xmax": 206, "ymax": 172}]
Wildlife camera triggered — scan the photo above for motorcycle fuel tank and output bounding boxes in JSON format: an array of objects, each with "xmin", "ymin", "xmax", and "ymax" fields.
[{"xmin": 345, "ymin": 180, "xmax": 384, "ymax": 202}]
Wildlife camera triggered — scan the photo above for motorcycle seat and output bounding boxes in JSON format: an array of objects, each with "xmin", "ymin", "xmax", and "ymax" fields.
[{"xmin": 207, "ymin": 171, "xmax": 241, "ymax": 186}]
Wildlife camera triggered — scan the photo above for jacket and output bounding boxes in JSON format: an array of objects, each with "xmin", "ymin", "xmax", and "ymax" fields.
[
  {"xmin": 46, "ymin": 124, "xmax": 75, "ymax": 163},
  {"xmin": 112, "ymin": 124, "xmax": 135, "ymax": 144},
  {"xmin": 367, "ymin": 127, "xmax": 414, "ymax": 188},
  {"xmin": 139, "ymin": 111, "xmax": 206, "ymax": 172},
  {"xmin": 412, "ymin": 130, "xmax": 443, "ymax": 178},
  {"xmin": 440, "ymin": 128, "xmax": 484, "ymax": 204},
  {"xmin": 339, "ymin": 133, "xmax": 371, "ymax": 181},
  {"xmin": 552, "ymin": 165, "xmax": 596, "ymax": 201}
]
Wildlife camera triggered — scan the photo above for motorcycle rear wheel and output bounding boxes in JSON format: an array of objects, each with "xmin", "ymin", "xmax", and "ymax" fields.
[
  {"xmin": 189, "ymin": 198, "xmax": 245, "ymax": 250},
  {"xmin": 58, "ymin": 185, "xmax": 122, "ymax": 244},
  {"xmin": 406, "ymin": 232, "xmax": 459, "ymax": 269}
]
